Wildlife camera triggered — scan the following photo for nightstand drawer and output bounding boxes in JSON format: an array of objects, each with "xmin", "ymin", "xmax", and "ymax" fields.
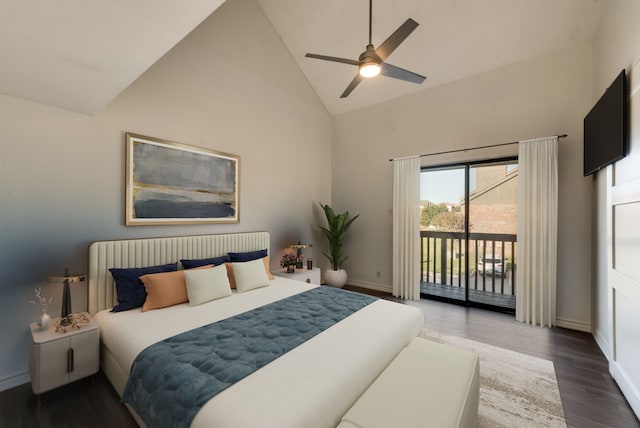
[
  {"xmin": 273, "ymin": 267, "xmax": 321, "ymax": 285},
  {"xmin": 68, "ymin": 328, "xmax": 100, "ymax": 382},
  {"xmin": 32, "ymin": 337, "xmax": 70, "ymax": 393}
]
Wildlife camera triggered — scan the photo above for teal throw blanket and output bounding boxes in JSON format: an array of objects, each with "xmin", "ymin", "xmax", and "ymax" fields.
[{"xmin": 122, "ymin": 286, "xmax": 377, "ymax": 428}]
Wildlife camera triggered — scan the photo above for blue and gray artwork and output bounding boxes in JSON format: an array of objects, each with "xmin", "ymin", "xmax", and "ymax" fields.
[{"xmin": 132, "ymin": 142, "xmax": 237, "ymax": 219}]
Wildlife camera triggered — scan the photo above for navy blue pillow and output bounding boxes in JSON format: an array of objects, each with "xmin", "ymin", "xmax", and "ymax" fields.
[
  {"xmin": 228, "ymin": 249, "xmax": 268, "ymax": 262},
  {"xmin": 180, "ymin": 255, "xmax": 231, "ymax": 269},
  {"xmin": 109, "ymin": 263, "xmax": 177, "ymax": 312}
]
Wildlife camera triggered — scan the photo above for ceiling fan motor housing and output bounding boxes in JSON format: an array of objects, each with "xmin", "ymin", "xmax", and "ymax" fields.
[{"xmin": 359, "ymin": 44, "xmax": 382, "ymax": 66}]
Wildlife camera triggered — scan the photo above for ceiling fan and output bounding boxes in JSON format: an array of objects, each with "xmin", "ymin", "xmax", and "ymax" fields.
[{"xmin": 305, "ymin": 0, "xmax": 426, "ymax": 98}]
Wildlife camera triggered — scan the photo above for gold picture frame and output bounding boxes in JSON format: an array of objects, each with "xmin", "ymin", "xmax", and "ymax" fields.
[{"xmin": 125, "ymin": 133, "xmax": 240, "ymax": 226}]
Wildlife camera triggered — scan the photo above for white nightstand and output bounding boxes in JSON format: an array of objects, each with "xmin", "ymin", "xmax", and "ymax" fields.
[
  {"xmin": 29, "ymin": 312, "xmax": 99, "ymax": 401},
  {"xmin": 273, "ymin": 267, "xmax": 321, "ymax": 285}
]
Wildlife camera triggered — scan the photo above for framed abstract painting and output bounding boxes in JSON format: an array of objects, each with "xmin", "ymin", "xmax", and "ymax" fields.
[{"xmin": 125, "ymin": 133, "xmax": 240, "ymax": 225}]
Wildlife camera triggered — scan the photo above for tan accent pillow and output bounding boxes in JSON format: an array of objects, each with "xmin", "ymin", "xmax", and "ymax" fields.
[
  {"xmin": 225, "ymin": 263, "xmax": 237, "ymax": 289},
  {"xmin": 140, "ymin": 265, "xmax": 212, "ymax": 312},
  {"xmin": 225, "ymin": 256, "xmax": 273, "ymax": 289},
  {"xmin": 263, "ymin": 255, "xmax": 275, "ymax": 280}
]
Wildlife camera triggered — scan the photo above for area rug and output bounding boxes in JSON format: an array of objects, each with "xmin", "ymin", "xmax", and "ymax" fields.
[{"xmin": 420, "ymin": 329, "xmax": 567, "ymax": 428}]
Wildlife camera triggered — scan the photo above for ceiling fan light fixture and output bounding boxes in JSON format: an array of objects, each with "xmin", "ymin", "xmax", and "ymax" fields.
[{"xmin": 359, "ymin": 62, "xmax": 381, "ymax": 78}]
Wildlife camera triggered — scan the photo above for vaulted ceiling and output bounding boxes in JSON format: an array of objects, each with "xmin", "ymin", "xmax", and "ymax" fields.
[
  {"xmin": 0, "ymin": 0, "xmax": 607, "ymax": 116},
  {"xmin": 0, "ymin": 0, "xmax": 226, "ymax": 115}
]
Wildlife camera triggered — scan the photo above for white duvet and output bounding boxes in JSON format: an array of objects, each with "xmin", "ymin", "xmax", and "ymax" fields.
[{"xmin": 95, "ymin": 278, "xmax": 424, "ymax": 428}]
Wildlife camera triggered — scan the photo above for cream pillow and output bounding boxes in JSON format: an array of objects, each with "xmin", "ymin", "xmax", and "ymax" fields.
[
  {"xmin": 232, "ymin": 259, "xmax": 270, "ymax": 293},
  {"xmin": 225, "ymin": 256, "xmax": 274, "ymax": 289},
  {"xmin": 184, "ymin": 264, "xmax": 232, "ymax": 306}
]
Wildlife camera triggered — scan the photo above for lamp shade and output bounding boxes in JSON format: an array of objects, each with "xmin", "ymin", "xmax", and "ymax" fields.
[
  {"xmin": 47, "ymin": 274, "xmax": 86, "ymax": 284},
  {"xmin": 288, "ymin": 243, "xmax": 312, "ymax": 250}
]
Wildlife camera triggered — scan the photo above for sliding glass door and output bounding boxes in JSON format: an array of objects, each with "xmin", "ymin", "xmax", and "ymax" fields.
[
  {"xmin": 419, "ymin": 166, "xmax": 467, "ymax": 302},
  {"xmin": 420, "ymin": 158, "xmax": 518, "ymax": 313},
  {"xmin": 467, "ymin": 163, "xmax": 517, "ymax": 311}
]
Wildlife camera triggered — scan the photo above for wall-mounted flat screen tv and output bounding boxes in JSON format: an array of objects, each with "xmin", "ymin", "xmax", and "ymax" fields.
[{"xmin": 584, "ymin": 69, "xmax": 628, "ymax": 176}]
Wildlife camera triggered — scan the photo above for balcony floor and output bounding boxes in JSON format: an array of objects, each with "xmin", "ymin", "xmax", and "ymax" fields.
[{"xmin": 420, "ymin": 281, "xmax": 516, "ymax": 311}]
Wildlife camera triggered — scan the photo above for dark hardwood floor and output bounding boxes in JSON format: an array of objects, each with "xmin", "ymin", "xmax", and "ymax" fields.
[
  {"xmin": 0, "ymin": 371, "xmax": 136, "ymax": 427},
  {"xmin": 1, "ymin": 287, "xmax": 638, "ymax": 428}
]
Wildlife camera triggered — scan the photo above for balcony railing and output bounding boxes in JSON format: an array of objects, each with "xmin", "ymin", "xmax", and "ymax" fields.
[{"xmin": 420, "ymin": 230, "xmax": 517, "ymax": 310}]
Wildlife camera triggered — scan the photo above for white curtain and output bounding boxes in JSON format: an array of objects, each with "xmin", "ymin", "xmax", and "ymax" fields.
[
  {"xmin": 516, "ymin": 136, "xmax": 558, "ymax": 327},
  {"xmin": 392, "ymin": 156, "xmax": 421, "ymax": 300}
]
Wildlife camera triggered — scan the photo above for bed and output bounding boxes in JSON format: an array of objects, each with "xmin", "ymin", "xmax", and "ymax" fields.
[{"xmin": 88, "ymin": 232, "xmax": 424, "ymax": 427}]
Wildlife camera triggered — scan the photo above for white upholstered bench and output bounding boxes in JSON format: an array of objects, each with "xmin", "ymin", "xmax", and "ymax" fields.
[{"xmin": 338, "ymin": 337, "xmax": 480, "ymax": 428}]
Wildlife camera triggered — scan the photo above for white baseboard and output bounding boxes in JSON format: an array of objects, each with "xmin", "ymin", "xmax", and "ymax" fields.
[
  {"xmin": 592, "ymin": 327, "xmax": 611, "ymax": 360},
  {"xmin": 0, "ymin": 371, "xmax": 29, "ymax": 392},
  {"xmin": 610, "ymin": 361, "xmax": 640, "ymax": 421},
  {"xmin": 347, "ymin": 279, "xmax": 392, "ymax": 294},
  {"xmin": 555, "ymin": 317, "xmax": 592, "ymax": 332}
]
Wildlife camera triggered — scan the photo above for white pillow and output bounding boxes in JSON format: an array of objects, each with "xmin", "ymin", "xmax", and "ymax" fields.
[
  {"xmin": 184, "ymin": 264, "xmax": 232, "ymax": 306},
  {"xmin": 232, "ymin": 259, "xmax": 270, "ymax": 293}
]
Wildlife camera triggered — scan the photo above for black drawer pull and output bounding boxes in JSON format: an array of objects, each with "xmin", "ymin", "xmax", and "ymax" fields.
[{"xmin": 67, "ymin": 348, "xmax": 74, "ymax": 373}]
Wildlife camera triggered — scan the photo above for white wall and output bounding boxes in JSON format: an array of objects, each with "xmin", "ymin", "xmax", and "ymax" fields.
[
  {"xmin": 0, "ymin": 0, "xmax": 332, "ymax": 390},
  {"xmin": 332, "ymin": 44, "xmax": 595, "ymax": 330},
  {"xmin": 592, "ymin": 0, "xmax": 640, "ymax": 418}
]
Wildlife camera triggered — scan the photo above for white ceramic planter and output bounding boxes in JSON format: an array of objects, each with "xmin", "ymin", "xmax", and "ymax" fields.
[{"xmin": 324, "ymin": 269, "xmax": 347, "ymax": 288}]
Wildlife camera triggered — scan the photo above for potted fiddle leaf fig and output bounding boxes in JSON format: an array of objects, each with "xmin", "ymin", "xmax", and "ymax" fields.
[{"xmin": 318, "ymin": 203, "xmax": 359, "ymax": 288}]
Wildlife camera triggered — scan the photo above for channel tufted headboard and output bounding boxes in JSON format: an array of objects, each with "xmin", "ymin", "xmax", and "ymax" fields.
[{"xmin": 87, "ymin": 232, "xmax": 270, "ymax": 315}]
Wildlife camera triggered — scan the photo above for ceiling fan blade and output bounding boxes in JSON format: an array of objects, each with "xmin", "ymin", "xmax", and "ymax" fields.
[
  {"xmin": 340, "ymin": 74, "xmax": 364, "ymax": 98},
  {"xmin": 305, "ymin": 53, "xmax": 359, "ymax": 66},
  {"xmin": 375, "ymin": 18, "xmax": 419, "ymax": 61},
  {"xmin": 381, "ymin": 63, "xmax": 426, "ymax": 84}
]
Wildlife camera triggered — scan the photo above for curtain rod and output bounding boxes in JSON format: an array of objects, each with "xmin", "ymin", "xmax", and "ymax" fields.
[{"xmin": 388, "ymin": 134, "xmax": 567, "ymax": 162}]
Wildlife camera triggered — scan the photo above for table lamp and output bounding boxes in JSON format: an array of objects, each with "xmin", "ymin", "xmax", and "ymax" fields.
[
  {"xmin": 48, "ymin": 268, "xmax": 86, "ymax": 326},
  {"xmin": 289, "ymin": 241, "xmax": 312, "ymax": 268}
]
